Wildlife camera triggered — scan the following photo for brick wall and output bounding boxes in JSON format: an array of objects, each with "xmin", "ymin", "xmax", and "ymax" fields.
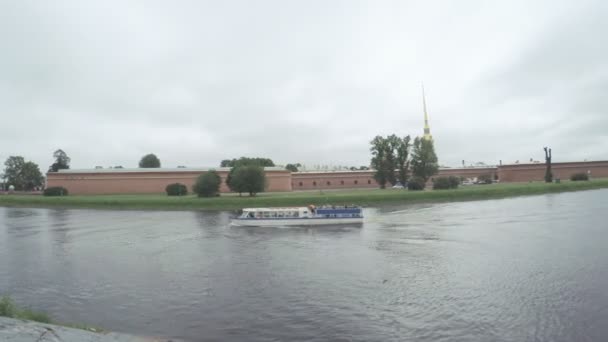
[
  {"xmin": 47, "ymin": 169, "xmax": 292, "ymax": 195},
  {"xmin": 46, "ymin": 160, "xmax": 608, "ymax": 195},
  {"xmin": 498, "ymin": 161, "xmax": 608, "ymax": 182},
  {"xmin": 291, "ymin": 171, "xmax": 378, "ymax": 190}
]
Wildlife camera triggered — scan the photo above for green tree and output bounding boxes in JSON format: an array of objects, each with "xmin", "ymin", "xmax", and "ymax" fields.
[
  {"xmin": 220, "ymin": 157, "xmax": 274, "ymax": 168},
  {"xmin": 4, "ymin": 156, "xmax": 25, "ymax": 190},
  {"xmin": 370, "ymin": 136, "xmax": 392, "ymax": 188},
  {"xmin": 285, "ymin": 163, "xmax": 301, "ymax": 172},
  {"xmin": 396, "ymin": 135, "xmax": 412, "ymax": 186},
  {"xmin": 227, "ymin": 165, "xmax": 266, "ymax": 196},
  {"xmin": 139, "ymin": 154, "xmax": 161, "ymax": 168},
  {"xmin": 371, "ymin": 135, "xmax": 411, "ymax": 189},
  {"xmin": 21, "ymin": 162, "xmax": 44, "ymax": 190},
  {"xmin": 48, "ymin": 149, "xmax": 71, "ymax": 172},
  {"xmin": 411, "ymin": 137, "xmax": 439, "ymax": 182},
  {"xmin": 193, "ymin": 171, "xmax": 221, "ymax": 197},
  {"xmin": 3, "ymin": 156, "xmax": 43, "ymax": 190}
]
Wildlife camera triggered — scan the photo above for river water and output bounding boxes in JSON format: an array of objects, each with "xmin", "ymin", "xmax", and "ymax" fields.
[{"xmin": 1, "ymin": 189, "xmax": 608, "ymax": 342}]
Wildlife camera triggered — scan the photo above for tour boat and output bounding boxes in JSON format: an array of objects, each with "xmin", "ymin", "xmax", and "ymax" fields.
[{"xmin": 231, "ymin": 205, "xmax": 363, "ymax": 227}]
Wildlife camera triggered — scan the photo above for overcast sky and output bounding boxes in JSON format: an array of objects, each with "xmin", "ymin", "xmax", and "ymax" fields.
[{"xmin": 1, "ymin": 0, "xmax": 606, "ymax": 171}]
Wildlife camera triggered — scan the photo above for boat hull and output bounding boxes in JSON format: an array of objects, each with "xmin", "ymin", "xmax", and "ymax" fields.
[{"xmin": 231, "ymin": 217, "xmax": 363, "ymax": 227}]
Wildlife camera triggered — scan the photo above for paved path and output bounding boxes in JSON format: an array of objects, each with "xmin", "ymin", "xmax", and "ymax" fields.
[{"xmin": 0, "ymin": 317, "xmax": 180, "ymax": 342}]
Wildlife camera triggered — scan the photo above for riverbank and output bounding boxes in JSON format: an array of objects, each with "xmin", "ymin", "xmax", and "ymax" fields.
[
  {"xmin": 0, "ymin": 296, "xmax": 176, "ymax": 341},
  {"xmin": 0, "ymin": 317, "xmax": 177, "ymax": 342},
  {"xmin": 1, "ymin": 179, "xmax": 607, "ymax": 211}
]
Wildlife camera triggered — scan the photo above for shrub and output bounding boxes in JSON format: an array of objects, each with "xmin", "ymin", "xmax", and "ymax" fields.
[
  {"xmin": 449, "ymin": 176, "xmax": 460, "ymax": 188},
  {"xmin": 165, "ymin": 183, "xmax": 188, "ymax": 196},
  {"xmin": 570, "ymin": 173, "xmax": 589, "ymax": 181},
  {"xmin": 432, "ymin": 176, "xmax": 460, "ymax": 190},
  {"xmin": 193, "ymin": 171, "xmax": 222, "ymax": 197},
  {"xmin": 477, "ymin": 174, "xmax": 493, "ymax": 184},
  {"xmin": 43, "ymin": 186, "xmax": 68, "ymax": 196},
  {"xmin": 407, "ymin": 176, "xmax": 426, "ymax": 191}
]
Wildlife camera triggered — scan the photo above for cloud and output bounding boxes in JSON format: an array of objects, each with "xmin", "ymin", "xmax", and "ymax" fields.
[{"xmin": 1, "ymin": 0, "xmax": 607, "ymax": 172}]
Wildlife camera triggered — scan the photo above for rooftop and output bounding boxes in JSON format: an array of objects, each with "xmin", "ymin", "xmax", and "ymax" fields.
[{"xmin": 54, "ymin": 167, "xmax": 288, "ymax": 174}]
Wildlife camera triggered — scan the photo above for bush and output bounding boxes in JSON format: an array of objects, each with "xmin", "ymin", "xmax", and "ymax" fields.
[
  {"xmin": 570, "ymin": 173, "xmax": 589, "ymax": 181},
  {"xmin": 165, "ymin": 183, "xmax": 188, "ymax": 196},
  {"xmin": 477, "ymin": 174, "xmax": 493, "ymax": 184},
  {"xmin": 432, "ymin": 176, "xmax": 460, "ymax": 190},
  {"xmin": 449, "ymin": 176, "xmax": 460, "ymax": 188},
  {"xmin": 193, "ymin": 171, "xmax": 222, "ymax": 197},
  {"xmin": 407, "ymin": 176, "xmax": 426, "ymax": 191},
  {"xmin": 43, "ymin": 186, "xmax": 68, "ymax": 196}
]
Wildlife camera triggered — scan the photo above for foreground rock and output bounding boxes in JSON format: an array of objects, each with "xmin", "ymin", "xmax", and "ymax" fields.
[{"xmin": 0, "ymin": 317, "xmax": 180, "ymax": 342}]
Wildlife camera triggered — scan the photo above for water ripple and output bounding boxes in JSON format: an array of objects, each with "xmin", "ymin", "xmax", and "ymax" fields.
[{"xmin": 1, "ymin": 190, "xmax": 608, "ymax": 341}]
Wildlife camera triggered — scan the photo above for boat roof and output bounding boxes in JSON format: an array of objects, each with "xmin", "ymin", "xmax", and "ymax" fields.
[{"xmin": 242, "ymin": 207, "xmax": 308, "ymax": 212}]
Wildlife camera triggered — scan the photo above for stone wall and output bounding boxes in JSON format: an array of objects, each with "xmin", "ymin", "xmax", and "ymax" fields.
[
  {"xmin": 497, "ymin": 161, "xmax": 608, "ymax": 182},
  {"xmin": 47, "ymin": 168, "xmax": 292, "ymax": 195},
  {"xmin": 45, "ymin": 161, "xmax": 608, "ymax": 195},
  {"xmin": 291, "ymin": 171, "xmax": 377, "ymax": 190}
]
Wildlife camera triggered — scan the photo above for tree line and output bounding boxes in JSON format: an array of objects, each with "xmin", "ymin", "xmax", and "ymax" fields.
[
  {"xmin": 2, "ymin": 142, "xmax": 437, "ymax": 194},
  {"xmin": 370, "ymin": 134, "xmax": 438, "ymax": 189},
  {"xmin": 2, "ymin": 149, "xmax": 70, "ymax": 191},
  {"xmin": 176, "ymin": 157, "xmax": 273, "ymax": 197}
]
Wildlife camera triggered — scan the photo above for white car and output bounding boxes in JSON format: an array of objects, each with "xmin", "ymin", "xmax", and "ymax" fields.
[{"xmin": 392, "ymin": 183, "xmax": 405, "ymax": 189}]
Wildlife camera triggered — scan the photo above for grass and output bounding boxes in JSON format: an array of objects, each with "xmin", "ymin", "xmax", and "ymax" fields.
[
  {"xmin": 1, "ymin": 179, "xmax": 607, "ymax": 211},
  {"xmin": 0, "ymin": 296, "xmax": 103, "ymax": 332},
  {"xmin": 0, "ymin": 296, "xmax": 51, "ymax": 323}
]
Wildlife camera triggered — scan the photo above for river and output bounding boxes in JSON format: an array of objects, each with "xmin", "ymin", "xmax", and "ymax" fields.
[{"xmin": 1, "ymin": 189, "xmax": 608, "ymax": 341}]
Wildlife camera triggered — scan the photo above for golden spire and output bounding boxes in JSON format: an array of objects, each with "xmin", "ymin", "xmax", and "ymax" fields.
[{"xmin": 422, "ymin": 83, "xmax": 433, "ymax": 141}]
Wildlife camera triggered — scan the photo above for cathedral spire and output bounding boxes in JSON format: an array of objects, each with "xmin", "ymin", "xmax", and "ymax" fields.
[{"xmin": 422, "ymin": 83, "xmax": 433, "ymax": 141}]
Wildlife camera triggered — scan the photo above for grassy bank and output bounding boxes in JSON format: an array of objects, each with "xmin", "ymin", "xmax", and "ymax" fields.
[
  {"xmin": 0, "ymin": 296, "xmax": 102, "ymax": 332},
  {"xmin": 1, "ymin": 179, "xmax": 607, "ymax": 211}
]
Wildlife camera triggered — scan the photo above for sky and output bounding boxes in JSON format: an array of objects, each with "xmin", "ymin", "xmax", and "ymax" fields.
[{"xmin": 1, "ymin": 0, "xmax": 607, "ymax": 171}]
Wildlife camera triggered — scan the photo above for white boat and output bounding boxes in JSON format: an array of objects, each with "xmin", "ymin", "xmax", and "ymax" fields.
[{"xmin": 231, "ymin": 205, "xmax": 363, "ymax": 227}]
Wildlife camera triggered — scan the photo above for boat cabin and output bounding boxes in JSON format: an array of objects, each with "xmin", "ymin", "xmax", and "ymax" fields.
[
  {"xmin": 239, "ymin": 207, "xmax": 311, "ymax": 219},
  {"xmin": 238, "ymin": 205, "xmax": 362, "ymax": 219}
]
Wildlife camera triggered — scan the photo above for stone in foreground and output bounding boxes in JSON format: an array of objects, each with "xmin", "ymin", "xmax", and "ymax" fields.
[{"xmin": 0, "ymin": 317, "xmax": 180, "ymax": 342}]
